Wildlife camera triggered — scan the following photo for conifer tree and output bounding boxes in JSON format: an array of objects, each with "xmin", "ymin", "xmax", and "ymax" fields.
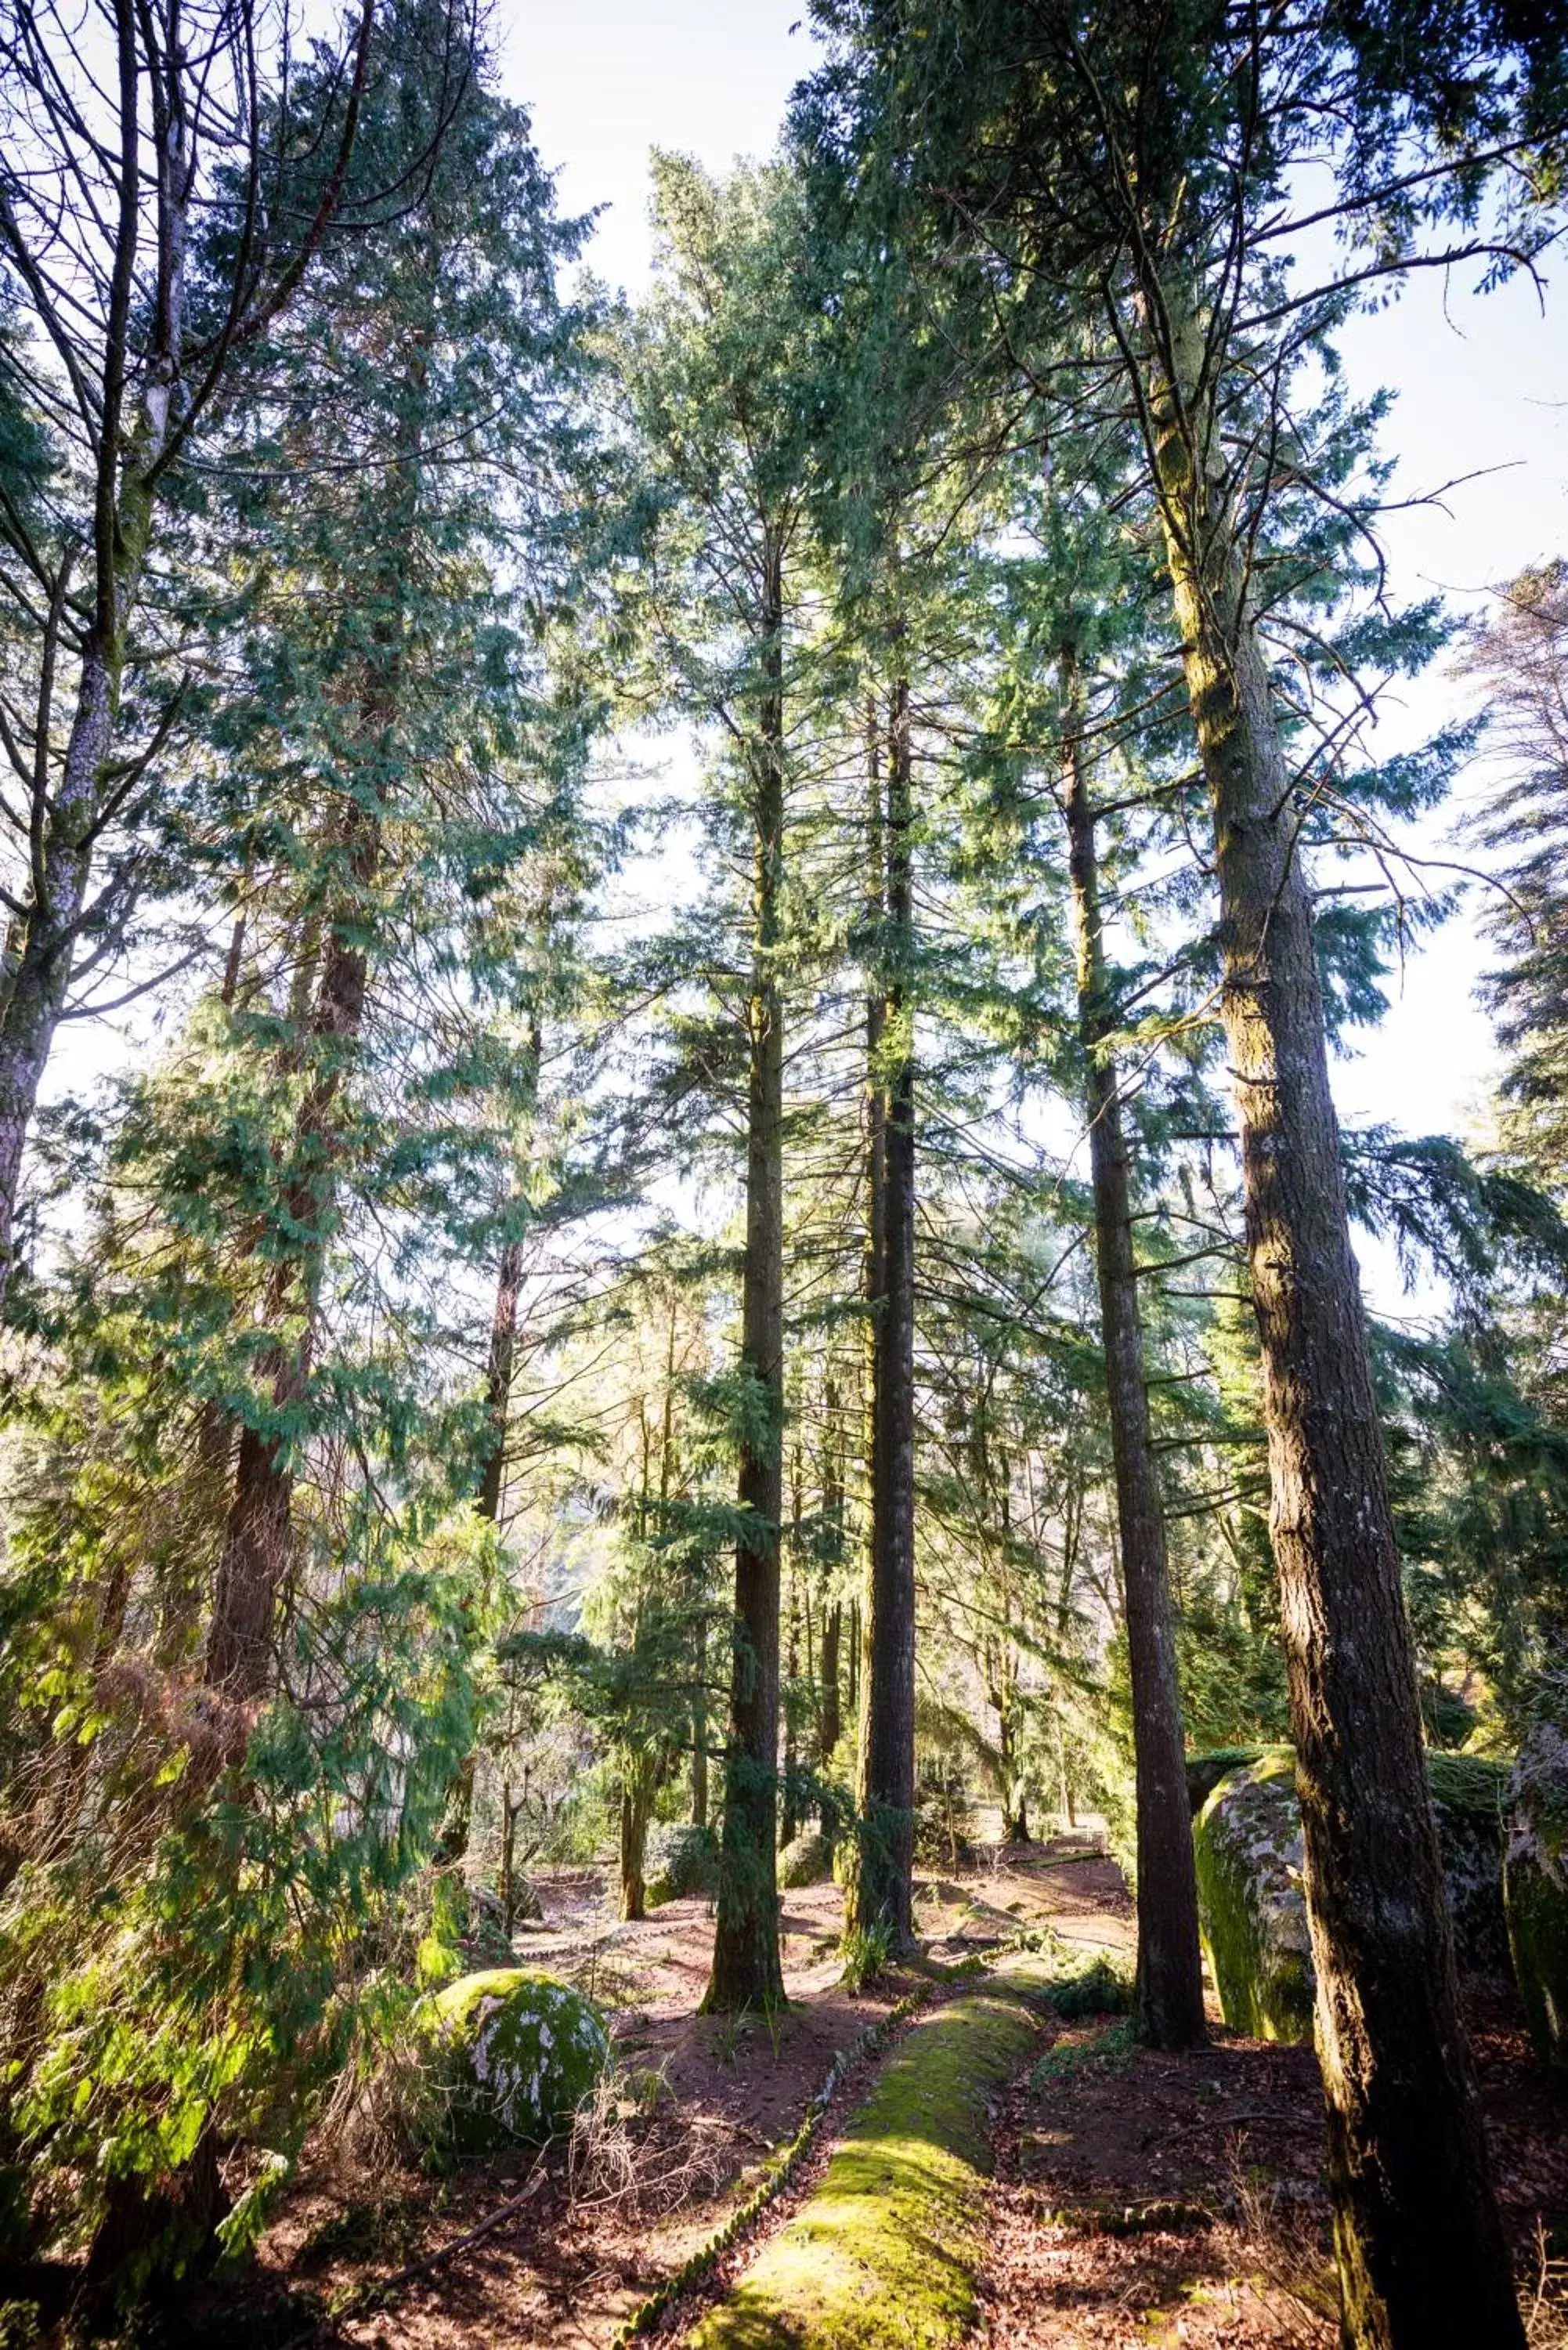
[
  {"xmin": 620, "ymin": 156, "xmax": 822, "ymax": 2012},
  {"xmin": 0, "ymin": 0, "xmax": 398, "ymax": 1295},
  {"xmin": 798, "ymin": 5, "xmax": 1563, "ymax": 2333}
]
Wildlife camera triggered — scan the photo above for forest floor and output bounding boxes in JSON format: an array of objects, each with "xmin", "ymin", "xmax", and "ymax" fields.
[{"xmin": 208, "ymin": 1836, "xmax": 1568, "ymax": 2350}]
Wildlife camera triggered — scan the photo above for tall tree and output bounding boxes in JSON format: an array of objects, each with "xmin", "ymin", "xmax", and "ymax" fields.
[
  {"xmin": 0, "ymin": 0, "xmax": 396, "ymax": 1295},
  {"xmin": 798, "ymin": 5, "xmax": 1566, "ymax": 2334},
  {"xmin": 1058, "ymin": 642, "xmax": 1207, "ymax": 2050},
  {"xmin": 622, "ymin": 157, "xmax": 822, "ymax": 2012},
  {"xmin": 847, "ymin": 677, "xmax": 918, "ymax": 1946}
]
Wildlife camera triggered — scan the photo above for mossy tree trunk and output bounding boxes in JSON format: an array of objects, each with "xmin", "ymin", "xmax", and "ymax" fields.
[
  {"xmin": 704, "ymin": 529, "xmax": 787, "ymax": 2015},
  {"xmin": 620, "ymin": 1766, "xmax": 656, "ymax": 1924},
  {"xmin": 1060, "ymin": 646, "xmax": 1206, "ymax": 2052},
  {"xmin": 1142, "ymin": 278, "xmax": 1520, "ymax": 2344}
]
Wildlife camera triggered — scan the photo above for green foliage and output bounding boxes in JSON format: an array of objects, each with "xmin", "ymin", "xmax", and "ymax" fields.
[
  {"xmin": 840, "ymin": 1919, "xmax": 896, "ymax": 1994},
  {"xmin": 1028, "ymin": 2017, "xmax": 1139, "ymax": 2095}
]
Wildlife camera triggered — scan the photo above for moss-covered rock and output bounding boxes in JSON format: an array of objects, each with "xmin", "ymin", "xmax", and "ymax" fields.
[
  {"xmin": 1193, "ymin": 1750, "xmax": 1314, "ymax": 2043},
  {"xmin": 411, "ymin": 1969, "xmax": 609, "ymax": 2156},
  {"xmin": 1426, "ymin": 1752, "xmax": 1509, "ymax": 1972},
  {"xmin": 1506, "ymin": 1687, "xmax": 1568, "ymax": 2073},
  {"xmin": 779, "ymin": 1830, "xmax": 831, "ymax": 1889},
  {"xmin": 1185, "ymin": 1747, "xmax": 1264, "ymax": 1817},
  {"xmin": 645, "ymin": 1821, "xmax": 719, "ymax": 1908},
  {"xmin": 1195, "ymin": 1748, "xmax": 1512, "ymax": 2043}
]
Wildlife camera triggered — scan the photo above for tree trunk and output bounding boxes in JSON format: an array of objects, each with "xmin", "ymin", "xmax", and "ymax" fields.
[
  {"xmin": 0, "ymin": 59, "xmax": 187, "ymax": 1299},
  {"xmin": 849, "ymin": 679, "xmax": 917, "ymax": 1950},
  {"xmin": 620, "ymin": 1781, "xmax": 649, "ymax": 1924},
  {"xmin": 204, "ymin": 798, "xmax": 381, "ymax": 1699},
  {"xmin": 782, "ymin": 1507, "xmax": 800, "ymax": 1846},
  {"xmin": 0, "ymin": 667, "xmax": 108, "ymax": 1289},
  {"xmin": 820, "ymin": 1601, "xmax": 843, "ymax": 1765},
  {"xmin": 692, "ymin": 1607, "xmax": 710, "ymax": 1829},
  {"xmin": 1060, "ymin": 647, "xmax": 1207, "ymax": 2053},
  {"xmin": 477, "ymin": 1010, "xmax": 544, "ymax": 1524},
  {"xmin": 819, "ymin": 1395, "xmax": 844, "ymax": 1838},
  {"xmin": 478, "ymin": 1238, "xmax": 524, "ymax": 1525},
  {"xmin": 1143, "ymin": 282, "xmax": 1521, "ymax": 2345},
  {"xmin": 703, "ymin": 532, "xmax": 787, "ymax": 2016},
  {"xmin": 500, "ymin": 1781, "xmax": 518, "ymax": 1936}
]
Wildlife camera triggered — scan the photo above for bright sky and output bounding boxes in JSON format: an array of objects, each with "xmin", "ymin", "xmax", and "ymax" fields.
[{"xmin": 503, "ymin": 4, "xmax": 1568, "ymax": 1280}]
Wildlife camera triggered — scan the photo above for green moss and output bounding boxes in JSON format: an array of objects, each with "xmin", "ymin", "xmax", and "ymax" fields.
[
  {"xmin": 645, "ymin": 1822, "xmax": 720, "ymax": 1908},
  {"xmin": 410, "ymin": 1968, "xmax": 609, "ymax": 2157},
  {"xmin": 779, "ymin": 1831, "xmax": 831, "ymax": 1889},
  {"xmin": 1185, "ymin": 1746, "xmax": 1270, "ymax": 1817},
  {"xmin": 688, "ymin": 1969, "xmax": 1049, "ymax": 2350},
  {"xmin": 1193, "ymin": 1747, "xmax": 1513, "ymax": 2035},
  {"xmin": 1193, "ymin": 1752, "xmax": 1314, "ymax": 2044},
  {"xmin": 1508, "ymin": 1856, "xmax": 1568, "ymax": 2070}
]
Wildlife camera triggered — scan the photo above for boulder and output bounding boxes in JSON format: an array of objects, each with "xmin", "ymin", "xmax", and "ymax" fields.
[
  {"xmin": 1185, "ymin": 1748, "xmax": 1263, "ymax": 1816},
  {"xmin": 1194, "ymin": 1748, "xmax": 1512, "ymax": 2044},
  {"xmin": 645, "ymin": 1821, "xmax": 719, "ymax": 1908},
  {"xmin": 1193, "ymin": 1750, "xmax": 1315, "ymax": 2043},
  {"xmin": 1425, "ymin": 1752, "xmax": 1509, "ymax": 1972},
  {"xmin": 412, "ymin": 1969, "xmax": 609, "ymax": 2156},
  {"xmin": 1506, "ymin": 1689, "xmax": 1568, "ymax": 2072},
  {"xmin": 779, "ymin": 1830, "xmax": 831, "ymax": 1888}
]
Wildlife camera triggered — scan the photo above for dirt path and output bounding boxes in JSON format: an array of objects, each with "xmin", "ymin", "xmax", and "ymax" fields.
[
  {"xmin": 211, "ymin": 1845, "xmax": 1568, "ymax": 2350},
  {"xmin": 219, "ymin": 1838, "xmax": 1129, "ymax": 2350},
  {"xmin": 685, "ymin": 1965, "xmax": 1053, "ymax": 2350}
]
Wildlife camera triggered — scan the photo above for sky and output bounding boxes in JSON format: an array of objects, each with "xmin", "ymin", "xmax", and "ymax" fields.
[{"xmin": 500, "ymin": 2, "xmax": 1567, "ymax": 1262}]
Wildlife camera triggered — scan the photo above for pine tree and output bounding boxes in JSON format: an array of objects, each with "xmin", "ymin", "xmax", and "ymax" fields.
[
  {"xmin": 620, "ymin": 156, "xmax": 824, "ymax": 2012},
  {"xmin": 796, "ymin": 4, "xmax": 1559, "ymax": 2332}
]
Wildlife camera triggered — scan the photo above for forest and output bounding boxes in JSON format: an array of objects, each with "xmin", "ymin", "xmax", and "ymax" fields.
[{"xmin": 1, "ymin": 2, "xmax": 1566, "ymax": 2345}]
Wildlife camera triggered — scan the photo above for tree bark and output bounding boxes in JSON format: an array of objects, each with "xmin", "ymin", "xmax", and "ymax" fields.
[
  {"xmin": 476, "ymin": 1011, "xmax": 543, "ymax": 1525},
  {"xmin": 818, "ymin": 1397, "xmax": 844, "ymax": 1841},
  {"xmin": 1060, "ymin": 646, "xmax": 1207, "ymax": 2052},
  {"xmin": 820, "ymin": 1601, "xmax": 843, "ymax": 1764},
  {"xmin": 848, "ymin": 678, "xmax": 917, "ymax": 1950},
  {"xmin": 692, "ymin": 1611, "xmax": 710, "ymax": 1831},
  {"xmin": 1143, "ymin": 281, "xmax": 1520, "ymax": 2344},
  {"xmin": 703, "ymin": 530, "xmax": 787, "ymax": 2015},
  {"xmin": 620, "ymin": 1778, "xmax": 651, "ymax": 1923}
]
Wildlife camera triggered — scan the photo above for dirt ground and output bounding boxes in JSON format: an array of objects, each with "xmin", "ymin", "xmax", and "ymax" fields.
[
  {"xmin": 974, "ymin": 1983, "xmax": 1568, "ymax": 2350},
  {"xmin": 221, "ymin": 1836, "xmax": 1125, "ymax": 2349},
  {"xmin": 208, "ymin": 1840, "xmax": 1568, "ymax": 2350}
]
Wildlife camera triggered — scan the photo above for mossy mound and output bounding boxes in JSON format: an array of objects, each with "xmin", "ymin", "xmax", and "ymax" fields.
[
  {"xmin": 410, "ymin": 1969, "xmax": 609, "ymax": 2156},
  {"xmin": 779, "ymin": 1830, "xmax": 831, "ymax": 1889},
  {"xmin": 1193, "ymin": 1751, "xmax": 1314, "ymax": 2043},
  {"xmin": 688, "ymin": 1967, "xmax": 1049, "ymax": 2350},
  {"xmin": 1506, "ymin": 1687, "xmax": 1568, "ymax": 2072},
  {"xmin": 645, "ymin": 1821, "xmax": 719, "ymax": 1908},
  {"xmin": 1194, "ymin": 1748, "xmax": 1513, "ymax": 2042}
]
